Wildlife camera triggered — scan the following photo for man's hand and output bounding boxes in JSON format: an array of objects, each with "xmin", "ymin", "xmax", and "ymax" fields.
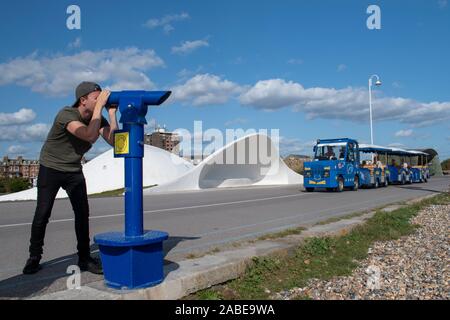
[
  {"xmin": 101, "ymin": 103, "xmax": 119, "ymax": 147},
  {"xmin": 107, "ymin": 104, "xmax": 118, "ymax": 114},
  {"xmin": 95, "ymin": 90, "xmax": 111, "ymax": 109},
  {"xmin": 107, "ymin": 104, "xmax": 118, "ymax": 123}
]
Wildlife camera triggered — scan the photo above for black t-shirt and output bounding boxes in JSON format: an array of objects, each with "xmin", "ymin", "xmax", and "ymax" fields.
[{"xmin": 39, "ymin": 107, "xmax": 109, "ymax": 172}]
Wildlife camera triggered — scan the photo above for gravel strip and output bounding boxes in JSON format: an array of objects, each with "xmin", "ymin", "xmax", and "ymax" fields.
[{"xmin": 272, "ymin": 204, "xmax": 450, "ymax": 300}]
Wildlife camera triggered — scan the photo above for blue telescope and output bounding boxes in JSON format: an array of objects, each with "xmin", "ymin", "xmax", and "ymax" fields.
[
  {"xmin": 94, "ymin": 90, "xmax": 171, "ymax": 289},
  {"xmin": 106, "ymin": 91, "xmax": 171, "ymax": 125}
]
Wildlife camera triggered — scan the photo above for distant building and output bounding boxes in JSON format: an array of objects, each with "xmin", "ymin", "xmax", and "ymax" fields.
[
  {"xmin": 144, "ymin": 126, "xmax": 180, "ymax": 155},
  {"xmin": 0, "ymin": 156, "xmax": 40, "ymax": 184}
]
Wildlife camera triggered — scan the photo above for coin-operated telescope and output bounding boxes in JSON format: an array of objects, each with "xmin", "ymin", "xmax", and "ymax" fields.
[{"xmin": 94, "ymin": 90, "xmax": 171, "ymax": 289}]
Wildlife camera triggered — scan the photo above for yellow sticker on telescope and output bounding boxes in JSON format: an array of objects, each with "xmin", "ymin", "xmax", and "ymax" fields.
[{"xmin": 115, "ymin": 132, "xmax": 129, "ymax": 155}]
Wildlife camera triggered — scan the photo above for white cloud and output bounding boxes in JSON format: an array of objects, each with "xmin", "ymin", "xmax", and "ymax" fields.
[
  {"xmin": 171, "ymin": 40, "xmax": 209, "ymax": 55},
  {"xmin": 224, "ymin": 118, "xmax": 248, "ymax": 126},
  {"xmin": 0, "ymin": 108, "xmax": 36, "ymax": 126},
  {"xmin": 106, "ymin": 78, "xmax": 155, "ymax": 91},
  {"xmin": 170, "ymin": 74, "xmax": 243, "ymax": 106},
  {"xmin": 176, "ymin": 66, "xmax": 205, "ymax": 81},
  {"xmin": 177, "ymin": 68, "xmax": 192, "ymax": 79},
  {"xmin": 240, "ymin": 79, "xmax": 306, "ymax": 111},
  {"xmin": 24, "ymin": 123, "xmax": 50, "ymax": 141},
  {"xmin": 239, "ymin": 78, "xmax": 450, "ymax": 127},
  {"xmin": 143, "ymin": 12, "xmax": 190, "ymax": 34},
  {"xmin": 395, "ymin": 129, "xmax": 414, "ymax": 137},
  {"xmin": 0, "ymin": 123, "xmax": 50, "ymax": 142},
  {"xmin": 387, "ymin": 143, "xmax": 407, "ymax": 148},
  {"xmin": 0, "ymin": 48, "xmax": 165, "ymax": 96},
  {"xmin": 287, "ymin": 58, "xmax": 304, "ymax": 65},
  {"xmin": 7, "ymin": 145, "xmax": 28, "ymax": 155},
  {"xmin": 278, "ymin": 137, "xmax": 316, "ymax": 155},
  {"xmin": 230, "ymin": 57, "xmax": 245, "ymax": 65},
  {"xmin": 392, "ymin": 81, "xmax": 403, "ymax": 89},
  {"xmin": 337, "ymin": 64, "xmax": 347, "ymax": 72},
  {"xmin": 438, "ymin": 0, "xmax": 448, "ymax": 8}
]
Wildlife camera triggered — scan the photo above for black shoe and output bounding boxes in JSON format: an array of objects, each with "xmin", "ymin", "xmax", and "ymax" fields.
[
  {"xmin": 23, "ymin": 256, "xmax": 42, "ymax": 275},
  {"xmin": 78, "ymin": 256, "xmax": 103, "ymax": 275}
]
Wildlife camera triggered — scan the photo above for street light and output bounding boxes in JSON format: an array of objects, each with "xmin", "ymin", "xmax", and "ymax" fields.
[{"xmin": 368, "ymin": 74, "xmax": 382, "ymax": 146}]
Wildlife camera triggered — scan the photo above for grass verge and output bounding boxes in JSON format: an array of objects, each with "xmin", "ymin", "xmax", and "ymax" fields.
[{"xmin": 190, "ymin": 191, "xmax": 450, "ymax": 300}]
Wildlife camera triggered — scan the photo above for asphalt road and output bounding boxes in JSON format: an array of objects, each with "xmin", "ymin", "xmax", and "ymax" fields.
[{"xmin": 0, "ymin": 176, "xmax": 448, "ymax": 298}]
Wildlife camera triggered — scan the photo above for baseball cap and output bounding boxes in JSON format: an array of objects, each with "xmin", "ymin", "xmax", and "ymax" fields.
[{"xmin": 71, "ymin": 81, "xmax": 102, "ymax": 107}]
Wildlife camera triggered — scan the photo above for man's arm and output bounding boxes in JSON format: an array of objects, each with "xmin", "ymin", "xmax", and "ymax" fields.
[
  {"xmin": 66, "ymin": 91, "xmax": 110, "ymax": 144},
  {"xmin": 100, "ymin": 107, "xmax": 119, "ymax": 147}
]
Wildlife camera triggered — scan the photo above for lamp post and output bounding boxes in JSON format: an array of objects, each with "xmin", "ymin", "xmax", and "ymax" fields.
[{"xmin": 368, "ymin": 74, "xmax": 382, "ymax": 146}]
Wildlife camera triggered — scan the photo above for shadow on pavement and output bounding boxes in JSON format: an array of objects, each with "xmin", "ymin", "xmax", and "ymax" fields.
[
  {"xmin": 0, "ymin": 246, "xmax": 98, "ymax": 299},
  {"xmin": 0, "ymin": 235, "xmax": 199, "ymax": 299},
  {"xmin": 163, "ymin": 235, "xmax": 200, "ymax": 254},
  {"xmin": 393, "ymin": 185, "xmax": 446, "ymax": 193}
]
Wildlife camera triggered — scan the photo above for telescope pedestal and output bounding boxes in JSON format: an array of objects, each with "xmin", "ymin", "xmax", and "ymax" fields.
[
  {"xmin": 94, "ymin": 230, "xmax": 168, "ymax": 289},
  {"xmin": 93, "ymin": 90, "xmax": 171, "ymax": 290}
]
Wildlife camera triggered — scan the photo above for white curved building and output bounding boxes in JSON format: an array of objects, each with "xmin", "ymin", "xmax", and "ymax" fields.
[
  {"xmin": 0, "ymin": 145, "xmax": 193, "ymax": 202},
  {"xmin": 0, "ymin": 134, "xmax": 303, "ymax": 201},
  {"xmin": 144, "ymin": 133, "xmax": 303, "ymax": 194}
]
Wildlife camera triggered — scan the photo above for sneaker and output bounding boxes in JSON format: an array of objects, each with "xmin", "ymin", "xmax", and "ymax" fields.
[
  {"xmin": 23, "ymin": 256, "xmax": 42, "ymax": 275},
  {"xmin": 78, "ymin": 256, "xmax": 103, "ymax": 275}
]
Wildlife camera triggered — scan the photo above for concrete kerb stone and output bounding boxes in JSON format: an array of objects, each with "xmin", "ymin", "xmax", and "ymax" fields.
[{"xmin": 31, "ymin": 192, "xmax": 441, "ymax": 300}]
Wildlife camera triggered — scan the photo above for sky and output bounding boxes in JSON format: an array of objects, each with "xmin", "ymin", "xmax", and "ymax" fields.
[{"xmin": 0, "ymin": 0, "xmax": 449, "ymax": 160}]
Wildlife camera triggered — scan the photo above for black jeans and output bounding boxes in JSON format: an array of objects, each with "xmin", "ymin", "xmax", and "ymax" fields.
[{"xmin": 29, "ymin": 165, "xmax": 90, "ymax": 259}]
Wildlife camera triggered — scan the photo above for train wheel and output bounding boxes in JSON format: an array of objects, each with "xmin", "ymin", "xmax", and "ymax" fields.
[
  {"xmin": 351, "ymin": 176, "xmax": 359, "ymax": 191},
  {"xmin": 336, "ymin": 177, "xmax": 344, "ymax": 192}
]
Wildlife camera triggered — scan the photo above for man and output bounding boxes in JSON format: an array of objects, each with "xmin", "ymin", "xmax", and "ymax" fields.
[
  {"xmin": 325, "ymin": 146, "xmax": 336, "ymax": 160},
  {"xmin": 338, "ymin": 146, "xmax": 346, "ymax": 160},
  {"xmin": 374, "ymin": 155, "xmax": 383, "ymax": 168},
  {"xmin": 391, "ymin": 159, "xmax": 397, "ymax": 168},
  {"xmin": 23, "ymin": 82, "xmax": 118, "ymax": 275}
]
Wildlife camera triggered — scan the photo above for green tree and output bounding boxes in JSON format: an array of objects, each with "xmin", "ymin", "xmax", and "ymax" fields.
[
  {"xmin": 0, "ymin": 177, "xmax": 31, "ymax": 193},
  {"xmin": 442, "ymin": 158, "xmax": 450, "ymax": 171},
  {"xmin": 9, "ymin": 178, "xmax": 30, "ymax": 193},
  {"xmin": 0, "ymin": 179, "xmax": 6, "ymax": 194}
]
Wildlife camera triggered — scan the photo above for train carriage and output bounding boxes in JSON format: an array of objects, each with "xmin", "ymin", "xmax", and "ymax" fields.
[
  {"xmin": 385, "ymin": 147, "xmax": 413, "ymax": 184},
  {"xmin": 408, "ymin": 150, "xmax": 430, "ymax": 183},
  {"xmin": 358, "ymin": 144, "xmax": 391, "ymax": 188}
]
